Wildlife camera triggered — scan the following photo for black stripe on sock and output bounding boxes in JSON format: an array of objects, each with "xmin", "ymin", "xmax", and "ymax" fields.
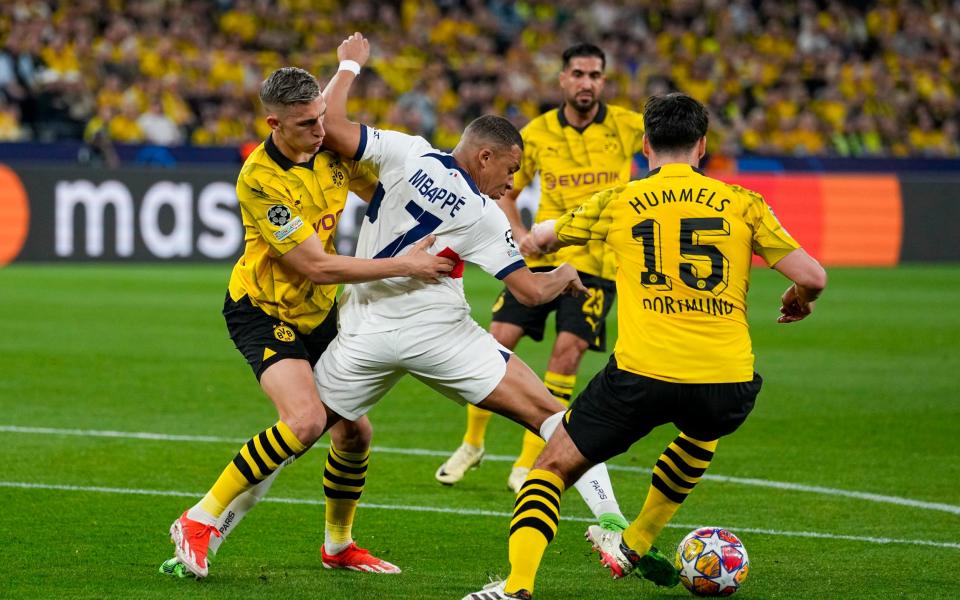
[
  {"xmin": 655, "ymin": 459, "xmax": 696, "ymax": 490},
  {"xmin": 323, "ymin": 469, "xmax": 366, "ymax": 489},
  {"xmin": 258, "ymin": 430, "xmax": 284, "ymax": 464},
  {"xmin": 245, "ymin": 438, "xmax": 271, "ymax": 477},
  {"xmin": 271, "ymin": 425, "xmax": 295, "ymax": 456},
  {"xmin": 514, "ymin": 487, "xmax": 560, "ymax": 512},
  {"xmin": 546, "ymin": 388, "xmax": 572, "ymax": 401},
  {"xmin": 509, "ymin": 516, "xmax": 556, "ymax": 543},
  {"xmin": 522, "ymin": 477, "xmax": 562, "ymax": 498},
  {"xmin": 663, "ymin": 447, "xmax": 707, "ymax": 479},
  {"xmin": 674, "ymin": 436, "xmax": 714, "ymax": 462},
  {"xmin": 330, "ymin": 446, "xmax": 368, "ymax": 465},
  {"xmin": 326, "ymin": 453, "xmax": 368, "ymax": 475},
  {"xmin": 323, "ymin": 485, "xmax": 362, "ymax": 500},
  {"xmin": 514, "ymin": 499, "xmax": 559, "ymax": 526},
  {"xmin": 651, "ymin": 472, "xmax": 688, "ymax": 504},
  {"xmin": 232, "ymin": 454, "xmax": 259, "ymax": 485}
]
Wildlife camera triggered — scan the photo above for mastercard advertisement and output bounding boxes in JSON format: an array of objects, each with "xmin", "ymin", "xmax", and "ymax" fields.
[
  {"xmin": 726, "ymin": 174, "xmax": 903, "ymax": 267},
  {"xmin": 0, "ymin": 164, "xmax": 953, "ymax": 265},
  {"xmin": 0, "ymin": 165, "xmax": 29, "ymax": 266}
]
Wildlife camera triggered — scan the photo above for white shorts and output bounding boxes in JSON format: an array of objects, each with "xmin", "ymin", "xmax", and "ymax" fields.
[{"xmin": 314, "ymin": 317, "xmax": 512, "ymax": 421}]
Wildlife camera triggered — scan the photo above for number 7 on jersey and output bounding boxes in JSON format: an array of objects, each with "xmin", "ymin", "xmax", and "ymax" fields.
[{"xmin": 373, "ymin": 201, "xmax": 442, "ymax": 258}]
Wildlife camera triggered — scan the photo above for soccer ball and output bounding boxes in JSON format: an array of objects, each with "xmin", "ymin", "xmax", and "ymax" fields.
[{"xmin": 674, "ymin": 527, "xmax": 749, "ymax": 596}]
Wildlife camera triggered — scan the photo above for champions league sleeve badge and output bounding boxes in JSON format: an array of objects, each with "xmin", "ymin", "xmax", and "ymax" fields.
[
  {"xmin": 267, "ymin": 204, "xmax": 292, "ymax": 226},
  {"xmin": 267, "ymin": 204, "xmax": 304, "ymax": 242}
]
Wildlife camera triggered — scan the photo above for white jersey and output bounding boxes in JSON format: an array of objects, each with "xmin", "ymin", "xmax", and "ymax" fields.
[{"xmin": 337, "ymin": 126, "xmax": 526, "ymax": 334}]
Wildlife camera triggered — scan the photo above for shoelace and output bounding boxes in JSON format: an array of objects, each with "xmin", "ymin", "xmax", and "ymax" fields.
[
  {"xmin": 348, "ymin": 545, "xmax": 370, "ymax": 556},
  {"xmin": 188, "ymin": 521, "xmax": 222, "ymax": 542}
]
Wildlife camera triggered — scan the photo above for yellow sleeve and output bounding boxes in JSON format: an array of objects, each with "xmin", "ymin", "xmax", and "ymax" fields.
[
  {"xmin": 237, "ymin": 165, "xmax": 314, "ymax": 254},
  {"xmin": 555, "ymin": 185, "xmax": 622, "ymax": 245},
  {"xmin": 512, "ymin": 124, "xmax": 538, "ymax": 192},
  {"xmin": 628, "ymin": 110, "xmax": 645, "ymax": 153},
  {"xmin": 345, "ymin": 159, "xmax": 380, "ymax": 201},
  {"xmin": 741, "ymin": 187, "xmax": 801, "ymax": 266}
]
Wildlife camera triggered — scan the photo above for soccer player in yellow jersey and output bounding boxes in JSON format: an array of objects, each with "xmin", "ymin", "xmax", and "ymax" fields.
[
  {"xmin": 437, "ymin": 43, "xmax": 646, "ymax": 497},
  {"xmin": 165, "ymin": 66, "xmax": 453, "ymax": 579},
  {"xmin": 464, "ymin": 94, "xmax": 827, "ymax": 599}
]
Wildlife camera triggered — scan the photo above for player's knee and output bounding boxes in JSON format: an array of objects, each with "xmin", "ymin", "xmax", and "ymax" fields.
[
  {"xmin": 551, "ymin": 336, "xmax": 589, "ymax": 372},
  {"xmin": 530, "ymin": 455, "xmax": 575, "ymax": 486},
  {"xmin": 283, "ymin": 406, "xmax": 327, "ymax": 446},
  {"xmin": 331, "ymin": 417, "xmax": 373, "ymax": 452},
  {"xmin": 490, "ymin": 321, "xmax": 523, "ymax": 348}
]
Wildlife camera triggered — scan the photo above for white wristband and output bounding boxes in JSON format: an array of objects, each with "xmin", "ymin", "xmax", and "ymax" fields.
[{"xmin": 338, "ymin": 60, "xmax": 361, "ymax": 75}]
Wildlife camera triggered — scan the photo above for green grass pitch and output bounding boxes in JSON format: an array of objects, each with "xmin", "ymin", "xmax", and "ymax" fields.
[{"xmin": 0, "ymin": 263, "xmax": 957, "ymax": 599}]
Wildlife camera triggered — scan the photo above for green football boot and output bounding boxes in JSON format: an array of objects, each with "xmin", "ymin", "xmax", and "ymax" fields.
[
  {"xmin": 159, "ymin": 557, "xmax": 196, "ymax": 579},
  {"xmin": 634, "ymin": 546, "xmax": 680, "ymax": 587}
]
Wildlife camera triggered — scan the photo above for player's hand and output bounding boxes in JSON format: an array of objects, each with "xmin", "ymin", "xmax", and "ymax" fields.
[
  {"xmin": 777, "ymin": 284, "xmax": 814, "ymax": 323},
  {"xmin": 337, "ymin": 32, "xmax": 370, "ymax": 67},
  {"xmin": 509, "ymin": 225, "xmax": 528, "ymax": 252},
  {"xmin": 519, "ymin": 231, "xmax": 543, "ymax": 258},
  {"xmin": 523, "ymin": 220, "xmax": 558, "ymax": 257},
  {"xmin": 559, "ymin": 263, "xmax": 591, "ymax": 298},
  {"xmin": 404, "ymin": 235, "xmax": 454, "ymax": 283}
]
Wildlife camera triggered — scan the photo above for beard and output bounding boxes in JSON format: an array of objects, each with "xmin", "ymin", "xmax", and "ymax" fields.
[{"xmin": 567, "ymin": 92, "xmax": 598, "ymax": 114}]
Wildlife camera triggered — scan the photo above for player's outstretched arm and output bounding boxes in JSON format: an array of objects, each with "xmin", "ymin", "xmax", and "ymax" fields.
[
  {"xmin": 281, "ymin": 234, "xmax": 453, "ymax": 284},
  {"xmin": 772, "ymin": 248, "xmax": 827, "ymax": 323},
  {"xmin": 501, "ymin": 263, "xmax": 589, "ymax": 307},
  {"xmin": 528, "ymin": 218, "xmax": 564, "ymax": 254},
  {"xmin": 321, "ymin": 32, "xmax": 368, "ymax": 159}
]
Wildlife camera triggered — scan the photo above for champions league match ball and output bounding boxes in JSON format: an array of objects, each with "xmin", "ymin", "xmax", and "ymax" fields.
[{"xmin": 675, "ymin": 527, "xmax": 750, "ymax": 596}]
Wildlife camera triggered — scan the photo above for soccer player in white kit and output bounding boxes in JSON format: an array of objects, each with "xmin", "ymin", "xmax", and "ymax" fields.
[{"xmin": 316, "ymin": 33, "xmax": 630, "ymax": 535}]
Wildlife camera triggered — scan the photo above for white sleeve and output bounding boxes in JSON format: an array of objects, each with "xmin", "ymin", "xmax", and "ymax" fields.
[
  {"xmin": 353, "ymin": 125, "xmax": 432, "ymax": 175},
  {"xmin": 450, "ymin": 205, "xmax": 527, "ymax": 280}
]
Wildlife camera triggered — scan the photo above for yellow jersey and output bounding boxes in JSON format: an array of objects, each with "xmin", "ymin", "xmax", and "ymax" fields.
[
  {"xmin": 227, "ymin": 135, "xmax": 377, "ymax": 333},
  {"xmin": 556, "ymin": 164, "xmax": 800, "ymax": 383},
  {"xmin": 516, "ymin": 103, "xmax": 644, "ymax": 280}
]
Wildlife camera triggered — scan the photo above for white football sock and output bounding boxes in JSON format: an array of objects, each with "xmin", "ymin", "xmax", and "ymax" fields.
[
  {"xmin": 208, "ymin": 455, "xmax": 295, "ymax": 555},
  {"xmin": 539, "ymin": 410, "xmax": 623, "ymax": 520},
  {"xmin": 572, "ymin": 463, "xmax": 623, "ymax": 520},
  {"xmin": 323, "ymin": 536, "xmax": 352, "ymax": 556}
]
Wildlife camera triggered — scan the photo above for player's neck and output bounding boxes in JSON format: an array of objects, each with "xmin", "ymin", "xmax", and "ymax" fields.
[
  {"xmin": 647, "ymin": 155, "xmax": 700, "ymax": 171},
  {"xmin": 647, "ymin": 154, "xmax": 700, "ymax": 171},
  {"xmin": 450, "ymin": 149, "xmax": 476, "ymax": 181},
  {"xmin": 271, "ymin": 132, "xmax": 313, "ymax": 164},
  {"xmin": 563, "ymin": 103, "xmax": 599, "ymax": 129}
]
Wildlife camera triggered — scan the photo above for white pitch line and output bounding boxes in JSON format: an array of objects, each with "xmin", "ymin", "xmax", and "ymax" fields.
[
  {"xmin": 1, "ymin": 480, "xmax": 957, "ymax": 551},
  {"xmin": 3, "ymin": 424, "xmax": 959, "ymax": 516}
]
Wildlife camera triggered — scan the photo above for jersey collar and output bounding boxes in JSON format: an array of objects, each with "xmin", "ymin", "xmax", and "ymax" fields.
[
  {"xmin": 265, "ymin": 134, "xmax": 318, "ymax": 171},
  {"xmin": 423, "ymin": 152, "xmax": 483, "ymax": 198},
  {"xmin": 642, "ymin": 164, "xmax": 705, "ymax": 178},
  {"xmin": 557, "ymin": 102, "xmax": 607, "ymax": 132}
]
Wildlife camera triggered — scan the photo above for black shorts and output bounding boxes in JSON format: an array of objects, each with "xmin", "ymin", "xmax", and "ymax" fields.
[
  {"xmin": 563, "ymin": 356, "xmax": 762, "ymax": 463},
  {"xmin": 222, "ymin": 293, "xmax": 338, "ymax": 380},
  {"xmin": 490, "ymin": 267, "xmax": 616, "ymax": 351}
]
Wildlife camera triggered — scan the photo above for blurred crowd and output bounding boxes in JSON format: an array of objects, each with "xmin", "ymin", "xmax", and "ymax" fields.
[{"xmin": 1, "ymin": 0, "xmax": 958, "ymax": 159}]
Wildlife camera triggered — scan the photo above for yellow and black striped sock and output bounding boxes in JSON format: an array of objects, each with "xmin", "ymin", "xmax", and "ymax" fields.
[
  {"xmin": 323, "ymin": 443, "xmax": 369, "ymax": 548},
  {"xmin": 463, "ymin": 404, "xmax": 492, "ymax": 448},
  {"xmin": 504, "ymin": 469, "xmax": 565, "ymax": 595},
  {"xmin": 623, "ymin": 434, "xmax": 717, "ymax": 553},
  {"xmin": 197, "ymin": 421, "xmax": 305, "ymax": 519},
  {"xmin": 513, "ymin": 371, "xmax": 575, "ymax": 469}
]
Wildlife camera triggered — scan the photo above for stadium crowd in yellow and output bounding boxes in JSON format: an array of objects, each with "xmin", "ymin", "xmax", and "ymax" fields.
[{"xmin": 0, "ymin": 0, "xmax": 957, "ymax": 157}]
